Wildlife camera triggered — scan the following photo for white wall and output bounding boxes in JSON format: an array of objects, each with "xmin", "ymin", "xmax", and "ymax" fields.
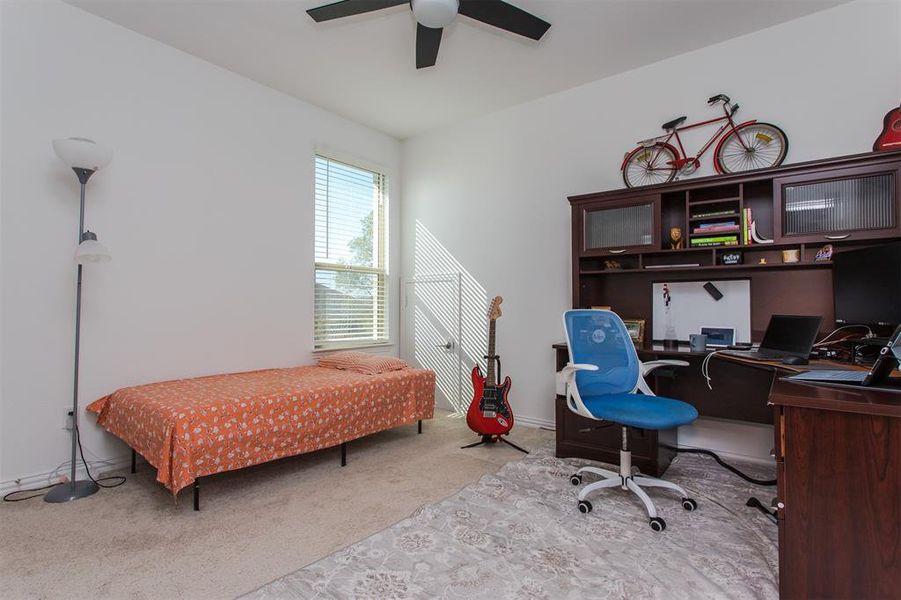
[
  {"xmin": 401, "ymin": 1, "xmax": 901, "ymax": 460},
  {"xmin": 0, "ymin": 0, "xmax": 402, "ymax": 485}
]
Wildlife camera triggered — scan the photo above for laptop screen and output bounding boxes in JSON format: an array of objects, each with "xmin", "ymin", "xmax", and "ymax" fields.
[{"xmin": 760, "ymin": 315, "xmax": 822, "ymax": 357}]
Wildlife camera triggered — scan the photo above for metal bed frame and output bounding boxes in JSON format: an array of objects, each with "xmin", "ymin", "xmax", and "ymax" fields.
[{"xmin": 130, "ymin": 419, "xmax": 424, "ymax": 510}]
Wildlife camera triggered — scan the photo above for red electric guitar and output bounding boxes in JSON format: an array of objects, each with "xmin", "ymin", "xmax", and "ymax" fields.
[
  {"xmin": 462, "ymin": 297, "xmax": 526, "ymax": 453},
  {"xmin": 874, "ymin": 104, "xmax": 901, "ymax": 151}
]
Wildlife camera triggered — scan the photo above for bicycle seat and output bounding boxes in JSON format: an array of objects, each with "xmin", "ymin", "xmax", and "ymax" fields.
[{"xmin": 661, "ymin": 116, "xmax": 687, "ymax": 131}]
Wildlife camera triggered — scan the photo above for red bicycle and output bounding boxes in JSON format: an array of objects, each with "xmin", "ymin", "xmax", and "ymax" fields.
[{"xmin": 621, "ymin": 94, "xmax": 788, "ymax": 188}]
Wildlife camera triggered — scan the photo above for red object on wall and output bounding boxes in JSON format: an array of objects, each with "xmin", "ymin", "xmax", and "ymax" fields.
[{"xmin": 873, "ymin": 104, "xmax": 901, "ymax": 151}]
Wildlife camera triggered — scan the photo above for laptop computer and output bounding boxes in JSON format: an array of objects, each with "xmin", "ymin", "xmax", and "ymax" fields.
[
  {"xmin": 722, "ymin": 315, "xmax": 822, "ymax": 361},
  {"xmin": 786, "ymin": 325, "xmax": 901, "ymax": 386}
]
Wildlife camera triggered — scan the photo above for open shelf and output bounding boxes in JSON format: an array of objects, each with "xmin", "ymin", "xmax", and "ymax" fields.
[
  {"xmin": 688, "ymin": 196, "xmax": 741, "ymax": 206},
  {"xmin": 580, "ymin": 261, "xmax": 832, "ymax": 276},
  {"xmin": 689, "ymin": 213, "xmax": 740, "ymax": 222}
]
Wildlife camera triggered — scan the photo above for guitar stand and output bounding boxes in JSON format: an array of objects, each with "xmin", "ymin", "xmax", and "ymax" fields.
[
  {"xmin": 461, "ymin": 433, "xmax": 529, "ymax": 454},
  {"xmin": 461, "ymin": 354, "xmax": 529, "ymax": 454}
]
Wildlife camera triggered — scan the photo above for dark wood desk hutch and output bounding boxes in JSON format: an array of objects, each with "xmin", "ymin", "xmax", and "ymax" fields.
[{"xmin": 556, "ymin": 150, "xmax": 901, "ymax": 475}]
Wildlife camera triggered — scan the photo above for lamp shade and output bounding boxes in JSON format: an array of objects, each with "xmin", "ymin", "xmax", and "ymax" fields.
[
  {"xmin": 75, "ymin": 231, "xmax": 111, "ymax": 264},
  {"xmin": 52, "ymin": 138, "xmax": 113, "ymax": 171},
  {"xmin": 411, "ymin": 0, "xmax": 458, "ymax": 28}
]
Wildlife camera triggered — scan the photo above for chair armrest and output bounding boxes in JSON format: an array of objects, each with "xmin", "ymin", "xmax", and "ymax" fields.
[
  {"xmin": 561, "ymin": 363, "xmax": 599, "ymax": 386},
  {"xmin": 560, "ymin": 363, "xmax": 598, "ymax": 420},
  {"xmin": 641, "ymin": 360, "xmax": 688, "ymax": 376}
]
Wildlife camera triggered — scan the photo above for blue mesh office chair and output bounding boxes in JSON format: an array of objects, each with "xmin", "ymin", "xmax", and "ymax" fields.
[{"xmin": 562, "ymin": 309, "xmax": 699, "ymax": 532}]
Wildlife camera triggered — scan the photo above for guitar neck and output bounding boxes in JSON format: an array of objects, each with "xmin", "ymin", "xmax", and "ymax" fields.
[{"xmin": 486, "ymin": 319, "xmax": 497, "ymax": 385}]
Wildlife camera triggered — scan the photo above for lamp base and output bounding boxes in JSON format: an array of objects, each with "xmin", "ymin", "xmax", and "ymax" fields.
[{"xmin": 43, "ymin": 479, "xmax": 99, "ymax": 503}]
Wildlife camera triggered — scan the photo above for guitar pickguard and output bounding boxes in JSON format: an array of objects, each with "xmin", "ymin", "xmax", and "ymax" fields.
[{"xmin": 479, "ymin": 386, "xmax": 511, "ymax": 420}]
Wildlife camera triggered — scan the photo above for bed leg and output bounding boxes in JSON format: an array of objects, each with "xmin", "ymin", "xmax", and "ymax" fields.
[
  {"xmin": 193, "ymin": 479, "xmax": 200, "ymax": 511},
  {"xmin": 340, "ymin": 442, "xmax": 347, "ymax": 467},
  {"xmin": 418, "ymin": 419, "xmax": 422, "ymax": 434},
  {"xmin": 130, "ymin": 449, "xmax": 136, "ymax": 474}
]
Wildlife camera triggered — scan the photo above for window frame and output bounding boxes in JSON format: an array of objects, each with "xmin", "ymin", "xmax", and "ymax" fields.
[{"xmin": 313, "ymin": 153, "xmax": 390, "ymax": 351}]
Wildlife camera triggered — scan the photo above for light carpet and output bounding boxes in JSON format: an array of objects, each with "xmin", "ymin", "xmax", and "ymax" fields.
[
  {"xmin": 0, "ymin": 411, "xmax": 551, "ymax": 599},
  {"xmin": 243, "ymin": 445, "xmax": 778, "ymax": 600}
]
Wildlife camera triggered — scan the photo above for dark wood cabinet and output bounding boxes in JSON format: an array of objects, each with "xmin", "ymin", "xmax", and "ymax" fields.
[
  {"xmin": 774, "ymin": 162, "xmax": 901, "ymax": 244},
  {"xmin": 569, "ymin": 150, "xmax": 901, "ymax": 341},
  {"xmin": 771, "ymin": 379, "xmax": 900, "ymax": 599},
  {"xmin": 579, "ymin": 195, "xmax": 660, "ymax": 255}
]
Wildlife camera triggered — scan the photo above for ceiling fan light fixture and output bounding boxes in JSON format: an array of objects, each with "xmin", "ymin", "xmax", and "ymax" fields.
[{"xmin": 411, "ymin": 0, "xmax": 459, "ymax": 28}]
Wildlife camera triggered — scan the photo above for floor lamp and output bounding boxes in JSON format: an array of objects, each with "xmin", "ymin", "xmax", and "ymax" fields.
[{"xmin": 44, "ymin": 137, "xmax": 113, "ymax": 503}]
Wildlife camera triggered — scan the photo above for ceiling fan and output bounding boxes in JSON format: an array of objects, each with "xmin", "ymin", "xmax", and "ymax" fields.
[{"xmin": 306, "ymin": 0, "xmax": 551, "ymax": 69}]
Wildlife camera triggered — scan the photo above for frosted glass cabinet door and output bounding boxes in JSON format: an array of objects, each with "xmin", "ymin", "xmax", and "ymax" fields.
[
  {"xmin": 776, "ymin": 167, "xmax": 900, "ymax": 243},
  {"xmin": 583, "ymin": 199, "xmax": 657, "ymax": 254}
]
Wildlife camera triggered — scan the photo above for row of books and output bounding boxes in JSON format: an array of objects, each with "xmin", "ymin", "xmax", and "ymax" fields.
[
  {"xmin": 690, "ymin": 235, "xmax": 739, "ymax": 247},
  {"xmin": 687, "ymin": 208, "xmax": 755, "ymax": 247},
  {"xmin": 691, "ymin": 217, "xmax": 738, "ymax": 246},
  {"xmin": 740, "ymin": 208, "xmax": 753, "ymax": 245}
]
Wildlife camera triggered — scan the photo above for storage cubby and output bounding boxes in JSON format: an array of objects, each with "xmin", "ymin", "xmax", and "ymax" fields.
[
  {"xmin": 688, "ymin": 183, "xmax": 741, "ymax": 203},
  {"xmin": 580, "ymin": 255, "xmax": 639, "ymax": 273},
  {"xmin": 660, "ymin": 191, "xmax": 687, "ymax": 250},
  {"xmin": 643, "ymin": 248, "xmax": 713, "ymax": 270},
  {"xmin": 743, "ymin": 179, "xmax": 775, "ymax": 242}
]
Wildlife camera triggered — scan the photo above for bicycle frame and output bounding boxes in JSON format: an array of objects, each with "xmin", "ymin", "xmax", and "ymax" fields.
[{"xmin": 626, "ymin": 103, "xmax": 756, "ymax": 174}]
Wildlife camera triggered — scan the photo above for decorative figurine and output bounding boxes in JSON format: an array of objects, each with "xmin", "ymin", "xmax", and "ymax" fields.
[
  {"xmin": 604, "ymin": 259, "xmax": 622, "ymax": 270},
  {"xmin": 670, "ymin": 227, "xmax": 684, "ymax": 250},
  {"xmin": 758, "ymin": 257, "xmax": 768, "ymax": 265},
  {"xmin": 815, "ymin": 244, "xmax": 834, "ymax": 262}
]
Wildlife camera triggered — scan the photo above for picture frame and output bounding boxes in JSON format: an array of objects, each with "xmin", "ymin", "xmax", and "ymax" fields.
[{"xmin": 623, "ymin": 319, "xmax": 645, "ymax": 344}]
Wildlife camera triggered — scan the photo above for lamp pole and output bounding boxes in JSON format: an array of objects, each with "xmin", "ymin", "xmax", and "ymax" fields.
[{"xmin": 45, "ymin": 140, "xmax": 112, "ymax": 503}]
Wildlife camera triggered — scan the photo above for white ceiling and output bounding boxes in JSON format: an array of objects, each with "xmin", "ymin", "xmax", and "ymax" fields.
[{"xmin": 69, "ymin": 0, "xmax": 843, "ymax": 139}]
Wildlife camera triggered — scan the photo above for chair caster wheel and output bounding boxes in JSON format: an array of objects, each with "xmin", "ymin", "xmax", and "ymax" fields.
[
  {"xmin": 649, "ymin": 517, "xmax": 666, "ymax": 532},
  {"xmin": 570, "ymin": 474, "xmax": 582, "ymax": 486},
  {"xmin": 681, "ymin": 498, "xmax": 698, "ymax": 511},
  {"xmin": 578, "ymin": 500, "xmax": 592, "ymax": 514}
]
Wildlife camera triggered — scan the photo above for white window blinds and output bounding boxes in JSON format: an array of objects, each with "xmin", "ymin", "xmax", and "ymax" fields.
[{"xmin": 314, "ymin": 155, "xmax": 388, "ymax": 348}]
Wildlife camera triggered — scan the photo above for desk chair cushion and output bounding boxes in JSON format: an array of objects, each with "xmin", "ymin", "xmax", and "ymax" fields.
[{"xmin": 579, "ymin": 392, "xmax": 698, "ymax": 430}]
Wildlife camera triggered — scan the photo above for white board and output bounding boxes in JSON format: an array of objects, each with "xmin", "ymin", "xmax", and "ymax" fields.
[{"xmin": 651, "ymin": 280, "xmax": 751, "ymax": 343}]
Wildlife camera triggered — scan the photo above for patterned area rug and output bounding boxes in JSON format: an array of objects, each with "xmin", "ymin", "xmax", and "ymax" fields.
[{"xmin": 242, "ymin": 444, "xmax": 777, "ymax": 599}]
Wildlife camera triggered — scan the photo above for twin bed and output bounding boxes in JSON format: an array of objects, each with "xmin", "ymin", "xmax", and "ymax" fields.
[{"xmin": 88, "ymin": 361, "xmax": 435, "ymax": 510}]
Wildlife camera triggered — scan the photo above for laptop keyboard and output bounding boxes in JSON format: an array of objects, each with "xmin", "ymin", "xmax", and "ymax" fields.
[{"xmin": 789, "ymin": 370, "xmax": 868, "ymax": 382}]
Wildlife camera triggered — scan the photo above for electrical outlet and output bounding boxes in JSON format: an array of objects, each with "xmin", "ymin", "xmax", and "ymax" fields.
[{"xmin": 63, "ymin": 408, "xmax": 74, "ymax": 431}]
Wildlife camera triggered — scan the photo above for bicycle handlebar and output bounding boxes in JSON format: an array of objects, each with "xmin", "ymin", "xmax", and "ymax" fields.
[{"xmin": 708, "ymin": 93, "xmax": 731, "ymax": 105}]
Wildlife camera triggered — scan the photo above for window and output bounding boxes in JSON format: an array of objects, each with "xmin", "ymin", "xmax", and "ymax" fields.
[{"xmin": 314, "ymin": 155, "xmax": 388, "ymax": 349}]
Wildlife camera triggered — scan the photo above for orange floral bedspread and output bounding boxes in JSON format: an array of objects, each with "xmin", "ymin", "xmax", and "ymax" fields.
[{"xmin": 87, "ymin": 366, "xmax": 435, "ymax": 496}]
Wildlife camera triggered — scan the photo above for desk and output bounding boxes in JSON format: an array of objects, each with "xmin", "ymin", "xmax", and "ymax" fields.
[
  {"xmin": 553, "ymin": 342, "xmax": 783, "ymax": 474},
  {"xmin": 552, "ymin": 342, "xmax": 896, "ymax": 475},
  {"xmin": 771, "ymin": 378, "xmax": 900, "ymax": 599}
]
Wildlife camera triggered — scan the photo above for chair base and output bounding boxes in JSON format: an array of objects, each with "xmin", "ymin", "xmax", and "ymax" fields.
[{"xmin": 571, "ymin": 449, "xmax": 697, "ymax": 531}]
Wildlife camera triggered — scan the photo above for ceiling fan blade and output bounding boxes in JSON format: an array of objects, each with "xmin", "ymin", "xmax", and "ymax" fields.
[
  {"xmin": 416, "ymin": 24, "xmax": 442, "ymax": 69},
  {"xmin": 458, "ymin": 0, "xmax": 550, "ymax": 40},
  {"xmin": 307, "ymin": 0, "xmax": 408, "ymax": 23}
]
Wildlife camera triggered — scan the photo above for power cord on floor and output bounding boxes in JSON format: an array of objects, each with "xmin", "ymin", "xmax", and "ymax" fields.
[
  {"xmin": 2, "ymin": 483, "xmax": 59, "ymax": 502},
  {"xmin": 661, "ymin": 444, "xmax": 776, "ymax": 486},
  {"xmin": 3, "ymin": 423, "xmax": 126, "ymax": 503},
  {"xmin": 75, "ymin": 423, "xmax": 126, "ymax": 489}
]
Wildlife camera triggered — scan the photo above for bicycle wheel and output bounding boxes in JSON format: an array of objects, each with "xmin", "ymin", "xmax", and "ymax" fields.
[
  {"xmin": 715, "ymin": 122, "xmax": 788, "ymax": 173},
  {"xmin": 622, "ymin": 143, "xmax": 677, "ymax": 188}
]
